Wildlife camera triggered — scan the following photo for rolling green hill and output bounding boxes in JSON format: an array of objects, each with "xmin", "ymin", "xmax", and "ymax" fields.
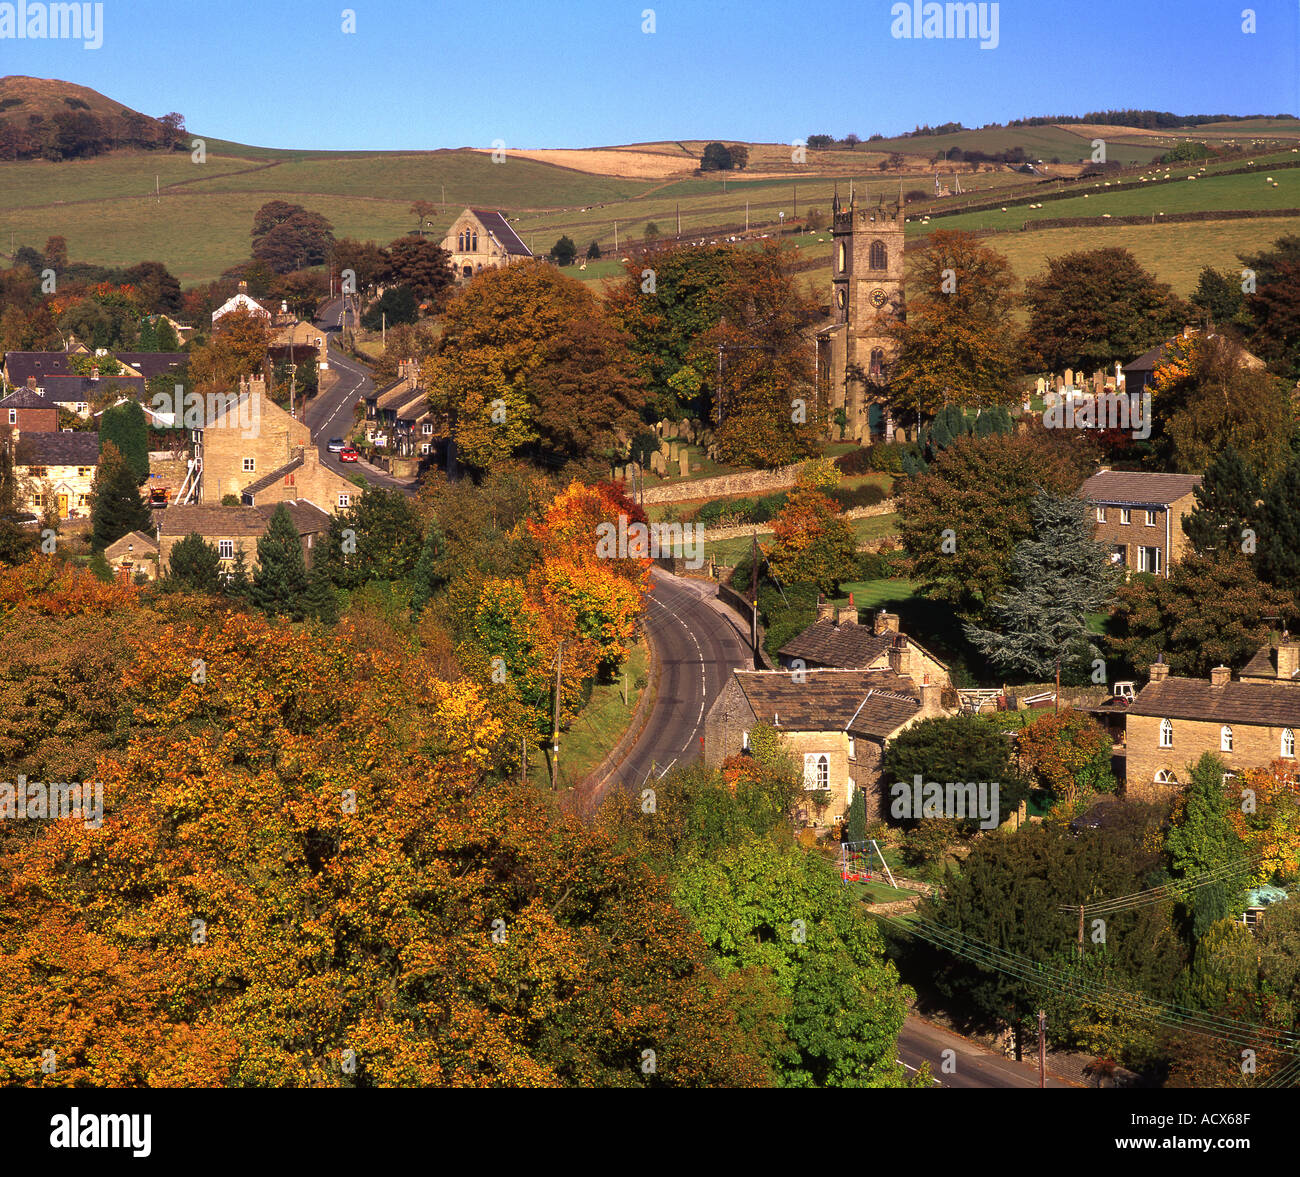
[{"xmin": 3, "ymin": 76, "xmax": 1299, "ymax": 293}]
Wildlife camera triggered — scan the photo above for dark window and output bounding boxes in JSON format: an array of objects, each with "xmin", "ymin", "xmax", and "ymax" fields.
[{"xmin": 870, "ymin": 240, "xmax": 887, "ymax": 270}]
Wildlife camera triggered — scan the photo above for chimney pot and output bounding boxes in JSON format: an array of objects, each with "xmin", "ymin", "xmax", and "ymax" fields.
[
  {"xmin": 1150, "ymin": 659, "xmax": 1170, "ymax": 683},
  {"xmin": 1210, "ymin": 665, "xmax": 1230, "ymax": 687}
]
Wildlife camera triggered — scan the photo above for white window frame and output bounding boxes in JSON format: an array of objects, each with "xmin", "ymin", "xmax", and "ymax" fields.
[
  {"xmin": 1120, "ymin": 508, "xmax": 1131, "ymax": 525},
  {"xmin": 742, "ymin": 730, "xmax": 749, "ymax": 751},
  {"xmin": 1154, "ymin": 769, "xmax": 1178, "ymax": 785},
  {"xmin": 1220, "ymin": 725, "xmax": 1233, "ymax": 752},
  {"xmin": 218, "ymin": 540, "xmax": 234, "ymax": 560},
  {"xmin": 1096, "ymin": 507, "xmax": 1106, "ymax": 523},
  {"xmin": 847, "ymin": 737, "xmax": 856, "ymax": 761},
  {"xmin": 1145, "ymin": 509, "xmax": 1157, "ymax": 526},
  {"xmin": 1284, "ymin": 729, "xmax": 1296, "ymax": 759},
  {"xmin": 7, "ymin": 409, "xmax": 14, "ymax": 425},
  {"xmin": 338, "ymin": 493, "xmax": 350, "ymax": 509},
  {"xmin": 242, "ymin": 457, "xmax": 256, "ymax": 473},
  {"xmin": 1159, "ymin": 718, "xmax": 1173, "ymax": 748},
  {"xmin": 422, "ymin": 422, "xmax": 433, "ymax": 435},
  {"xmin": 803, "ymin": 752, "xmax": 830, "ymax": 791}
]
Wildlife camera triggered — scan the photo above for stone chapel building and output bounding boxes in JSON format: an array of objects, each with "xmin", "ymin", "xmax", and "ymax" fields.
[{"xmin": 441, "ymin": 208, "xmax": 533, "ymax": 279}]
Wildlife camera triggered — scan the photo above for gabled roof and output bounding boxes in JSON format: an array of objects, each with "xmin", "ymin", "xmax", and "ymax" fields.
[
  {"xmin": 470, "ymin": 209, "xmax": 532, "ymax": 257},
  {"xmin": 158, "ymin": 504, "xmax": 267, "ymax": 539},
  {"xmin": 242, "ymin": 454, "xmax": 304, "ymax": 497},
  {"xmin": 1080, "ymin": 470, "xmax": 1202, "ymax": 507},
  {"xmin": 14, "ymin": 431, "xmax": 100, "ymax": 466},
  {"xmin": 0, "ymin": 387, "xmax": 56, "ymax": 410},
  {"xmin": 730, "ymin": 668, "xmax": 921, "ymax": 740},
  {"xmin": 1130, "ymin": 676, "xmax": 1300, "ymax": 728},
  {"xmin": 779, "ymin": 620, "xmax": 892, "ymax": 669},
  {"xmin": 1240, "ymin": 642, "xmax": 1300, "ymax": 682},
  {"xmin": 113, "ymin": 352, "xmax": 186, "ymax": 379},
  {"xmin": 3, "ymin": 352, "xmax": 72, "ymax": 384},
  {"xmin": 258, "ymin": 499, "xmax": 332, "ymax": 534},
  {"xmin": 104, "ymin": 530, "xmax": 159, "ymax": 559},
  {"xmin": 37, "ymin": 375, "xmax": 146, "ymax": 400}
]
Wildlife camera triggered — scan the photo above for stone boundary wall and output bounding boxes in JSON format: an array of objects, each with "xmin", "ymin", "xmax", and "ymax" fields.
[
  {"xmin": 642, "ymin": 461, "xmax": 804, "ymax": 505},
  {"xmin": 694, "ymin": 498, "xmax": 897, "ymax": 543},
  {"xmin": 715, "ymin": 583, "xmax": 773, "ymax": 669}
]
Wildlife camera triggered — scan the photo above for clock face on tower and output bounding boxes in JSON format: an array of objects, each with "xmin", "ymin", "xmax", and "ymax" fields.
[{"xmin": 869, "ymin": 288, "xmax": 888, "ymax": 309}]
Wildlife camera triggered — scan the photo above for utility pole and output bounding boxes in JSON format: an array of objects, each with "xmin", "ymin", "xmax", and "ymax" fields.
[
  {"xmin": 614, "ymin": 221, "xmax": 618, "ymax": 252},
  {"xmin": 521, "ymin": 736, "xmax": 527, "ymax": 786},
  {"xmin": 1055, "ymin": 657, "xmax": 1061, "ymax": 713},
  {"xmin": 1037, "ymin": 1010, "xmax": 1047, "ymax": 1088},
  {"xmin": 750, "ymin": 531, "xmax": 759, "ymax": 660},
  {"xmin": 793, "ymin": 182, "xmax": 797, "ymax": 219},
  {"xmin": 382, "ymin": 312, "xmax": 386, "ymax": 348},
  {"xmin": 1077, "ymin": 905, "xmax": 1085, "ymax": 961},
  {"xmin": 745, "ymin": 200, "xmax": 749, "ymax": 232},
  {"xmin": 676, "ymin": 202, "xmax": 680, "ymax": 238},
  {"xmin": 550, "ymin": 641, "xmax": 563, "ymax": 790},
  {"xmin": 441, "ymin": 183, "xmax": 446, "ymax": 212}
]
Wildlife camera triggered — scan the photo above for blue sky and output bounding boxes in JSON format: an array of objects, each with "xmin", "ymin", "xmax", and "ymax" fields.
[{"xmin": 2, "ymin": 0, "xmax": 1296, "ymax": 149}]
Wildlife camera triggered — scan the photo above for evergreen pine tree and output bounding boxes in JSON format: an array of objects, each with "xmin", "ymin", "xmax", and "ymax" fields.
[
  {"xmin": 250, "ymin": 504, "xmax": 309, "ymax": 619},
  {"xmin": 166, "ymin": 532, "xmax": 222, "ymax": 593},
  {"xmin": 1254, "ymin": 454, "xmax": 1300, "ymax": 590},
  {"xmin": 846, "ymin": 789, "xmax": 867, "ymax": 844},
  {"xmin": 303, "ymin": 562, "xmax": 340, "ymax": 624},
  {"xmin": 87, "ymin": 548, "xmax": 114, "ymax": 582},
  {"xmin": 224, "ymin": 544, "xmax": 251, "ymax": 602},
  {"xmin": 155, "ymin": 318, "xmax": 180, "ymax": 351},
  {"xmin": 964, "ymin": 491, "xmax": 1120, "ymax": 679},
  {"xmin": 91, "ymin": 442, "xmax": 154, "ymax": 550},
  {"xmin": 99, "ymin": 400, "xmax": 150, "ymax": 485},
  {"xmin": 1182, "ymin": 445, "xmax": 1262, "ymax": 559},
  {"xmin": 410, "ymin": 519, "xmax": 447, "ymax": 617},
  {"xmin": 137, "ymin": 318, "xmax": 158, "ymax": 350},
  {"xmin": 1167, "ymin": 753, "xmax": 1245, "ymax": 940}
]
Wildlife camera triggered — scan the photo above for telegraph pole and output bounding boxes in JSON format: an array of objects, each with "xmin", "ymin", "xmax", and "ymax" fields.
[
  {"xmin": 550, "ymin": 641, "xmax": 564, "ymax": 790},
  {"xmin": 1037, "ymin": 1010, "xmax": 1047, "ymax": 1088},
  {"xmin": 1077, "ymin": 905, "xmax": 1085, "ymax": 960}
]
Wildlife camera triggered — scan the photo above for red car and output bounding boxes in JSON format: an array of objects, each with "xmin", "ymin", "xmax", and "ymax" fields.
[{"xmin": 339, "ymin": 447, "xmax": 360, "ymax": 463}]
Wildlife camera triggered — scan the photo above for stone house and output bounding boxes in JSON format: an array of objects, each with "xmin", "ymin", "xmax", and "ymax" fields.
[
  {"xmin": 1079, "ymin": 469, "xmax": 1202, "ymax": 578},
  {"xmin": 11, "ymin": 431, "xmax": 99, "ymax": 519},
  {"xmin": 104, "ymin": 530, "xmax": 159, "ymax": 581},
  {"xmin": 442, "ymin": 208, "xmax": 532, "ymax": 279},
  {"xmin": 703, "ymin": 666, "xmax": 946, "ymax": 827},
  {"xmin": 1123, "ymin": 639, "xmax": 1300, "ymax": 799},
  {"xmin": 1122, "ymin": 328, "xmax": 1266, "ymax": 397},
  {"xmin": 157, "ymin": 501, "xmax": 332, "ymax": 575},
  {"xmin": 779, "ymin": 606, "xmax": 951, "ymax": 687},
  {"xmin": 194, "ymin": 379, "xmax": 357, "ymax": 513}
]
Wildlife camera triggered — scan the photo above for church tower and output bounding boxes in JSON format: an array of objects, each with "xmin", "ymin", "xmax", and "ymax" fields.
[{"xmin": 819, "ymin": 186, "xmax": 906, "ymax": 441}]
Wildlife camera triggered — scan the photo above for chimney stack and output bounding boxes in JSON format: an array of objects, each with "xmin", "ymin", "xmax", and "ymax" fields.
[
  {"xmin": 817, "ymin": 594, "xmax": 835, "ymax": 622},
  {"xmin": 1277, "ymin": 639, "xmax": 1300, "ymax": 681},
  {"xmin": 1210, "ymin": 665, "xmax": 1230, "ymax": 687},
  {"xmin": 1149, "ymin": 655, "xmax": 1170, "ymax": 683},
  {"xmin": 920, "ymin": 682, "xmax": 943, "ymax": 716},
  {"xmin": 874, "ymin": 610, "xmax": 900, "ymax": 636}
]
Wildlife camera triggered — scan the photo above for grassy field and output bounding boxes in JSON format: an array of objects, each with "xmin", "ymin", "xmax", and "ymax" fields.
[{"xmin": 5, "ymin": 113, "xmax": 1299, "ymax": 289}]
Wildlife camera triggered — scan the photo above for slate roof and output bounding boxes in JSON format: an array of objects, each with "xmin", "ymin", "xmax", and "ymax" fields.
[
  {"xmin": 14, "ymin": 431, "xmax": 100, "ymax": 466},
  {"xmin": 779, "ymin": 620, "xmax": 892, "ymax": 669},
  {"xmin": 38, "ymin": 375, "xmax": 146, "ymax": 400},
  {"xmin": 1130, "ymin": 676, "xmax": 1300, "ymax": 728},
  {"xmin": 259, "ymin": 500, "xmax": 332, "ymax": 534},
  {"xmin": 104, "ymin": 530, "xmax": 158, "ymax": 559},
  {"xmin": 160, "ymin": 500, "xmax": 333, "ymax": 539},
  {"xmin": 158, "ymin": 505, "xmax": 268, "ymax": 539},
  {"xmin": 1080, "ymin": 470, "xmax": 1202, "ymax": 506},
  {"xmin": 471, "ymin": 209, "xmax": 532, "ymax": 257},
  {"xmin": 114, "ymin": 352, "xmax": 186, "ymax": 379},
  {"xmin": 1240, "ymin": 643, "xmax": 1300, "ymax": 682},
  {"xmin": 242, "ymin": 454, "xmax": 304, "ymax": 496},
  {"xmin": 731, "ymin": 668, "xmax": 921, "ymax": 740},
  {"xmin": 4, "ymin": 352, "xmax": 72, "ymax": 384},
  {"xmin": 0, "ymin": 387, "xmax": 55, "ymax": 410}
]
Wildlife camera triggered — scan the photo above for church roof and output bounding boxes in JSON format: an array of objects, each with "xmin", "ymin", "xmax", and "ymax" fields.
[{"xmin": 470, "ymin": 209, "xmax": 531, "ymax": 257}]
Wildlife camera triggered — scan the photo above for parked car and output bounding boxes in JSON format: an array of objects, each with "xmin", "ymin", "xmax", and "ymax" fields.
[
  {"xmin": 326, "ymin": 438, "xmax": 346, "ymax": 453},
  {"xmin": 339, "ymin": 447, "xmax": 360, "ymax": 463}
]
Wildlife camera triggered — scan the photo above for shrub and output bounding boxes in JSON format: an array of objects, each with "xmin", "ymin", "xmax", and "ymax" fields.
[
  {"xmin": 828, "ymin": 483, "xmax": 887, "ymax": 511},
  {"xmin": 835, "ymin": 447, "xmax": 874, "ymax": 476}
]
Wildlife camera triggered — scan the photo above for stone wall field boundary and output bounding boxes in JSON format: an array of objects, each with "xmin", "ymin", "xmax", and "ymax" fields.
[{"xmin": 642, "ymin": 461, "xmax": 804, "ymax": 505}]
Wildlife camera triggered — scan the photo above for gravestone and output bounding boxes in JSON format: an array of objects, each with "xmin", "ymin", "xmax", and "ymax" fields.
[
  {"xmin": 679, "ymin": 451, "xmax": 690, "ymax": 477},
  {"xmin": 650, "ymin": 451, "xmax": 666, "ymax": 476},
  {"xmin": 1065, "ymin": 367, "xmax": 1074, "ymax": 388},
  {"xmin": 1054, "ymin": 374, "xmax": 1065, "ymax": 393},
  {"xmin": 1035, "ymin": 377, "xmax": 1046, "ymax": 397}
]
